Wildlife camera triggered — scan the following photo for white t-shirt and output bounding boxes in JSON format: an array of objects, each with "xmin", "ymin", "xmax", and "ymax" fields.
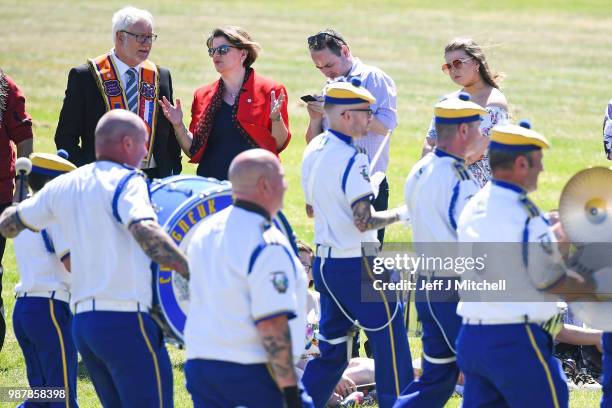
[
  {"xmin": 185, "ymin": 205, "xmax": 308, "ymax": 364},
  {"xmin": 14, "ymin": 222, "xmax": 70, "ymax": 294},
  {"xmin": 457, "ymin": 181, "xmax": 561, "ymax": 321},
  {"xmin": 17, "ymin": 161, "xmax": 157, "ymax": 309},
  {"xmin": 302, "ymin": 130, "xmax": 377, "ymax": 250}
]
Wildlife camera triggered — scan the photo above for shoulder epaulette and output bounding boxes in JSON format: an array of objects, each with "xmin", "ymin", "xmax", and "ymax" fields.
[
  {"xmin": 451, "ymin": 161, "xmax": 471, "ymax": 181},
  {"xmin": 519, "ymin": 195, "xmax": 540, "ymax": 218}
]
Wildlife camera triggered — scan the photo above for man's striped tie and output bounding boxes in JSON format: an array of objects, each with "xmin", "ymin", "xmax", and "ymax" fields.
[{"xmin": 125, "ymin": 68, "xmax": 139, "ymax": 113}]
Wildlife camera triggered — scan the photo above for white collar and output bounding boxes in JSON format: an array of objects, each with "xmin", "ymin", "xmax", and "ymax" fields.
[{"xmin": 111, "ymin": 48, "xmax": 143, "ymax": 77}]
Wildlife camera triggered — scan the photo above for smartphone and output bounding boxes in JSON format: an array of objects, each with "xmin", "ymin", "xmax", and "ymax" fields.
[{"xmin": 301, "ymin": 94, "xmax": 321, "ymax": 103}]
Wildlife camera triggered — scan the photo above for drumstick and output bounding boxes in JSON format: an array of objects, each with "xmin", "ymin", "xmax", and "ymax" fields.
[{"xmin": 15, "ymin": 157, "xmax": 32, "ymax": 202}]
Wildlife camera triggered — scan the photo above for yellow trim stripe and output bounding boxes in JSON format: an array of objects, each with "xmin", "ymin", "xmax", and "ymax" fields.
[
  {"xmin": 138, "ymin": 312, "xmax": 163, "ymax": 408},
  {"xmin": 525, "ymin": 324, "xmax": 560, "ymax": 408},
  {"xmin": 49, "ymin": 300, "xmax": 70, "ymax": 408},
  {"xmin": 363, "ymin": 257, "xmax": 401, "ymax": 396}
]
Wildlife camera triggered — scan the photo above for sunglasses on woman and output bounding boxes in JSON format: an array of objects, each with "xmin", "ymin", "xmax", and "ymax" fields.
[
  {"xmin": 441, "ymin": 57, "xmax": 473, "ymax": 74},
  {"xmin": 208, "ymin": 44, "xmax": 237, "ymax": 57}
]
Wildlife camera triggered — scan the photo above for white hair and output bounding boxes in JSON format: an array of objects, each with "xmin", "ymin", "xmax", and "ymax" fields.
[{"xmin": 111, "ymin": 6, "xmax": 154, "ymax": 41}]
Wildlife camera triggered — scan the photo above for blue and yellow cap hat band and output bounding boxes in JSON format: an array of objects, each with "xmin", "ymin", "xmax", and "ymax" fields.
[
  {"xmin": 30, "ymin": 149, "xmax": 76, "ymax": 177},
  {"xmin": 434, "ymin": 92, "xmax": 487, "ymax": 124},
  {"xmin": 490, "ymin": 120, "xmax": 550, "ymax": 152},
  {"xmin": 324, "ymin": 78, "xmax": 376, "ymax": 105}
]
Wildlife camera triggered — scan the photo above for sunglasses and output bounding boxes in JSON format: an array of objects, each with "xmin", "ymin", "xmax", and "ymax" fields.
[
  {"xmin": 208, "ymin": 44, "xmax": 237, "ymax": 57},
  {"xmin": 441, "ymin": 57, "xmax": 474, "ymax": 74},
  {"xmin": 343, "ymin": 108, "xmax": 373, "ymax": 117},
  {"xmin": 307, "ymin": 32, "xmax": 346, "ymax": 49}
]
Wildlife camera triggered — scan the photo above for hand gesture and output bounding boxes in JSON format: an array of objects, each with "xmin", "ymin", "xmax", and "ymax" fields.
[
  {"xmin": 306, "ymin": 100, "xmax": 324, "ymax": 120},
  {"xmin": 334, "ymin": 374, "xmax": 357, "ymax": 397},
  {"xmin": 270, "ymin": 90, "xmax": 285, "ymax": 122},
  {"xmin": 158, "ymin": 96, "xmax": 184, "ymax": 127}
]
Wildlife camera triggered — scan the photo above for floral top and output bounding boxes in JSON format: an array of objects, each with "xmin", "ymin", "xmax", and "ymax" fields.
[
  {"xmin": 426, "ymin": 103, "xmax": 509, "ymax": 187},
  {"xmin": 603, "ymin": 98, "xmax": 612, "ymax": 160}
]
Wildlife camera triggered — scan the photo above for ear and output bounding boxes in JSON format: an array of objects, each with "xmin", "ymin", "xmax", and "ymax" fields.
[
  {"xmin": 513, "ymin": 155, "xmax": 529, "ymax": 173},
  {"xmin": 341, "ymin": 45, "xmax": 350, "ymax": 58}
]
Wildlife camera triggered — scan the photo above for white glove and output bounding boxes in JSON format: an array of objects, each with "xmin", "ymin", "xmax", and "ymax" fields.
[{"xmin": 396, "ymin": 205, "xmax": 411, "ymax": 226}]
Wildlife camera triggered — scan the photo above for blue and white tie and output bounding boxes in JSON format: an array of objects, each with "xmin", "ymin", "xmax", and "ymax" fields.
[{"xmin": 125, "ymin": 68, "xmax": 139, "ymax": 113}]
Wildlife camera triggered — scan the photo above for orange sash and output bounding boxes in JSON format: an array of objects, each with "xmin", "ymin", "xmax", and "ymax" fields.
[{"xmin": 88, "ymin": 53, "xmax": 159, "ymax": 167}]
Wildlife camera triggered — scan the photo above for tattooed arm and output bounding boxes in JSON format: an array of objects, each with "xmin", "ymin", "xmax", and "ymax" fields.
[
  {"xmin": 129, "ymin": 219, "xmax": 190, "ymax": 280},
  {"xmin": 256, "ymin": 315, "xmax": 302, "ymax": 407},
  {"xmin": 0, "ymin": 205, "xmax": 28, "ymax": 238},
  {"xmin": 352, "ymin": 197, "xmax": 400, "ymax": 232}
]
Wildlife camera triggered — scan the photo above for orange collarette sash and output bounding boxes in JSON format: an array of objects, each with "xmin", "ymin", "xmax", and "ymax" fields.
[{"xmin": 88, "ymin": 53, "xmax": 159, "ymax": 167}]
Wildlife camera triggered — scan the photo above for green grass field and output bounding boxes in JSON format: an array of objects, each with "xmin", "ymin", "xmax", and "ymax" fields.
[{"xmin": 1, "ymin": 0, "xmax": 611, "ymax": 406}]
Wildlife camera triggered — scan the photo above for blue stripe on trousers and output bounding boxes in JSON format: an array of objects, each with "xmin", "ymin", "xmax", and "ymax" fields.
[
  {"xmin": 13, "ymin": 297, "xmax": 78, "ymax": 407},
  {"xmin": 72, "ymin": 311, "xmax": 173, "ymax": 407}
]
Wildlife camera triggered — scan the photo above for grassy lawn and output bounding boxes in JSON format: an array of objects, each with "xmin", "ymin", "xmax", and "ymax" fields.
[{"xmin": 1, "ymin": 0, "xmax": 611, "ymax": 406}]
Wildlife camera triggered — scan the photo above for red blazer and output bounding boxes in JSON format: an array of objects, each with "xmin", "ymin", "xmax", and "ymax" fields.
[{"xmin": 188, "ymin": 69, "xmax": 291, "ymax": 163}]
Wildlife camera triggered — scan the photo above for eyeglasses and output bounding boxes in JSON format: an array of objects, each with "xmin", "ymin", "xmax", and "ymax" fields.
[
  {"xmin": 121, "ymin": 31, "xmax": 157, "ymax": 44},
  {"xmin": 303, "ymin": 264, "xmax": 312, "ymax": 272},
  {"xmin": 208, "ymin": 44, "xmax": 237, "ymax": 57},
  {"xmin": 442, "ymin": 57, "xmax": 473, "ymax": 74},
  {"xmin": 343, "ymin": 108, "xmax": 373, "ymax": 117},
  {"xmin": 307, "ymin": 32, "xmax": 346, "ymax": 49}
]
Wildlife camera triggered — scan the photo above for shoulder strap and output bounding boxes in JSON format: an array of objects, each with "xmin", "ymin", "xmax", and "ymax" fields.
[
  {"xmin": 112, "ymin": 169, "xmax": 148, "ymax": 224},
  {"xmin": 451, "ymin": 161, "xmax": 471, "ymax": 181}
]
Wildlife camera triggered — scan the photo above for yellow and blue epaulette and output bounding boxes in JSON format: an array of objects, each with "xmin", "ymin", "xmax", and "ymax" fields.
[{"xmin": 451, "ymin": 161, "xmax": 472, "ymax": 181}]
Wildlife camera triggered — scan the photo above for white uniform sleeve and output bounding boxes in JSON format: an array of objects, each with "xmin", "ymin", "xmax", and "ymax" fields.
[
  {"xmin": 116, "ymin": 174, "xmax": 157, "ymax": 227},
  {"xmin": 17, "ymin": 176, "xmax": 62, "ymax": 231},
  {"xmin": 47, "ymin": 223, "xmax": 70, "ymax": 261},
  {"xmin": 345, "ymin": 152, "xmax": 374, "ymax": 207},
  {"xmin": 248, "ymin": 245, "xmax": 298, "ymax": 323}
]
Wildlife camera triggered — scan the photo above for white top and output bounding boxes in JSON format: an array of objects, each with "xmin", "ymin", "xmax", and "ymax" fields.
[
  {"xmin": 111, "ymin": 49, "xmax": 156, "ymax": 169},
  {"xmin": 184, "ymin": 205, "xmax": 308, "ymax": 364},
  {"xmin": 14, "ymin": 223, "xmax": 70, "ymax": 294},
  {"xmin": 456, "ymin": 181, "xmax": 562, "ymax": 321},
  {"xmin": 17, "ymin": 161, "xmax": 157, "ymax": 309},
  {"xmin": 321, "ymin": 58, "xmax": 398, "ymax": 174},
  {"xmin": 302, "ymin": 129, "xmax": 377, "ymax": 250},
  {"xmin": 603, "ymin": 98, "xmax": 612, "ymax": 160}
]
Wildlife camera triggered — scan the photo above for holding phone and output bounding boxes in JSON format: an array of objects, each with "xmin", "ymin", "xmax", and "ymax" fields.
[{"xmin": 301, "ymin": 94, "xmax": 322, "ymax": 103}]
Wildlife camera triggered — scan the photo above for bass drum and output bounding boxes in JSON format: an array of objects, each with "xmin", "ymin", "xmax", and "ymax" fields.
[{"xmin": 148, "ymin": 175, "xmax": 298, "ymax": 347}]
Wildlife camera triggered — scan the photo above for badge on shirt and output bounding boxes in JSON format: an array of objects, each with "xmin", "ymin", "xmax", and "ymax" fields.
[
  {"xmin": 271, "ymin": 271, "xmax": 289, "ymax": 293},
  {"xmin": 359, "ymin": 165, "xmax": 370, "ymax": 182}
]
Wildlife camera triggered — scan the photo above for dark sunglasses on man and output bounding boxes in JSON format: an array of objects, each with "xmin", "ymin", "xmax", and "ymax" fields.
[{"xmin": 208, "ymin": 44, "xmax": 237, "ymax": 57}]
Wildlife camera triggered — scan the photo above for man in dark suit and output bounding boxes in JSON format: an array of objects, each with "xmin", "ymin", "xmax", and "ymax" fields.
[{"xmin": 55, "ymin": 6, "xmax": 181, "ymax": 178}]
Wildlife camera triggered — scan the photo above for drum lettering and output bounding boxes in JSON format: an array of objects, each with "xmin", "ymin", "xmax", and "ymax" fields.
[
  {"xmin": 178, "ymin": 220, "xmax": 190, "ymax": 233},
  {"xmin": 188, "ymin": 210, "xmax": 197, "ymax": 225},
  {"xmin": 197, "ymin": 204, "xmax": 206, "ymax": 218},
  {"xmin": 207, "ymin": 200, "xmax": 216, "ymax": 214},
  {"xmin": 171, "ymin": 231, "xmax": 183, "ymax": 242}
]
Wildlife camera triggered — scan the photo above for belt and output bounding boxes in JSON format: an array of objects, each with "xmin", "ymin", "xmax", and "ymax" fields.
[
  {"xmin": 16, "ymin": 290, "xmax": 70, "ymax": 304},
  {"xmin": 463, "ymin": 317, "xmax": 546, "ymax": 325},
  {"xmin": 73, "ymin": 299, "xmax": 147, "ymax": 314},
  {"xmin": 316, "ymin": 245, "xmax": 363, "ymax": 259}
]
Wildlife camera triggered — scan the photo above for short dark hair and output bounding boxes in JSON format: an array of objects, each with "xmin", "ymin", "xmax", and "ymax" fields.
[
  {"xmin": 206, "ymin": 26, "xmax": 261, "ymax": 68},
  {"xmin": 308, "ymin": 29, "xmax": 346, "ymax": 57},
  {"xmin": 489, "ymin": 149, "xmax": 536, "ymax": 171},
  {"xmin": 296, "ymin": 240, "xmax": 314, "ymax": 259}
]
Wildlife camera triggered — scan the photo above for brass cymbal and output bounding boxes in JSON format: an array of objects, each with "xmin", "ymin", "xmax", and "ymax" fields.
[{"xmin": 559, "ymin": 167, "xmax": 612, "ymax": 243}]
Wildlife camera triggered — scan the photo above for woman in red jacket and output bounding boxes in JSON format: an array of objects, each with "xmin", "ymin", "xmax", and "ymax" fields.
[{"xmin": 160, "ymin": 26, "xmax": 290, "ymax": 180}]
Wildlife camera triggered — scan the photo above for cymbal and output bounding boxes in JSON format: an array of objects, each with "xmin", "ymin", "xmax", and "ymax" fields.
[{"xmin": 559, "ymin": 166, "xmax": 612, "ymax": 243}]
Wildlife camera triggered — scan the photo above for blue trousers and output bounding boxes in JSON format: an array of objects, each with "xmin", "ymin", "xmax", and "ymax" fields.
[
  {"xmin": 185, "ymin": 359, "xmax": 313, "ymax": 407},
  {"xmin": 13, "ymin": 297, "xmax": 78, "ymax": 408},
  {"xmin": 602, "ymin": 332, "xmax": 612, "ymax": 408},
  {"xmin": 394, "ymin": 277, "xmax": 461, "ymax": 408},
  {"xmin": 73, "ymin": 311, "xmax": 173, "ymax": 407},
  {"xmin": 457, "ymin": 323, "xmax": 568, "ymax": 408},
  {"xmin": 301, "ymin": 256, "xmax": 413, "ymax": 408}
]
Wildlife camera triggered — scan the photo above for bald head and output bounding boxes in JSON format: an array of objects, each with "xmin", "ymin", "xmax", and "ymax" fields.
[
  {"xmin": 95, "ymin": 110, "xmax": 148, "ymax": 166},
  {"xmin": 229, "ymin": 149, "xmax": 286, "ymax": 215}
]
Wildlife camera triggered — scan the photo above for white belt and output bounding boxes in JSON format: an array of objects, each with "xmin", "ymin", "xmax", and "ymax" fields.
[
  {"xmin": 73, "ymin": 299, "xmax": 147, "ymax": 314},
  {"xmin": 316, "ymin": 245, "xmax": 362, "ymax": 259},
  {"xmin": 463, "ymin": 317, "xmax": 546, "ymax": 325},
  {"xmin": 16, "ymin": 290, "xmax": 70, "ymax": 304}
]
